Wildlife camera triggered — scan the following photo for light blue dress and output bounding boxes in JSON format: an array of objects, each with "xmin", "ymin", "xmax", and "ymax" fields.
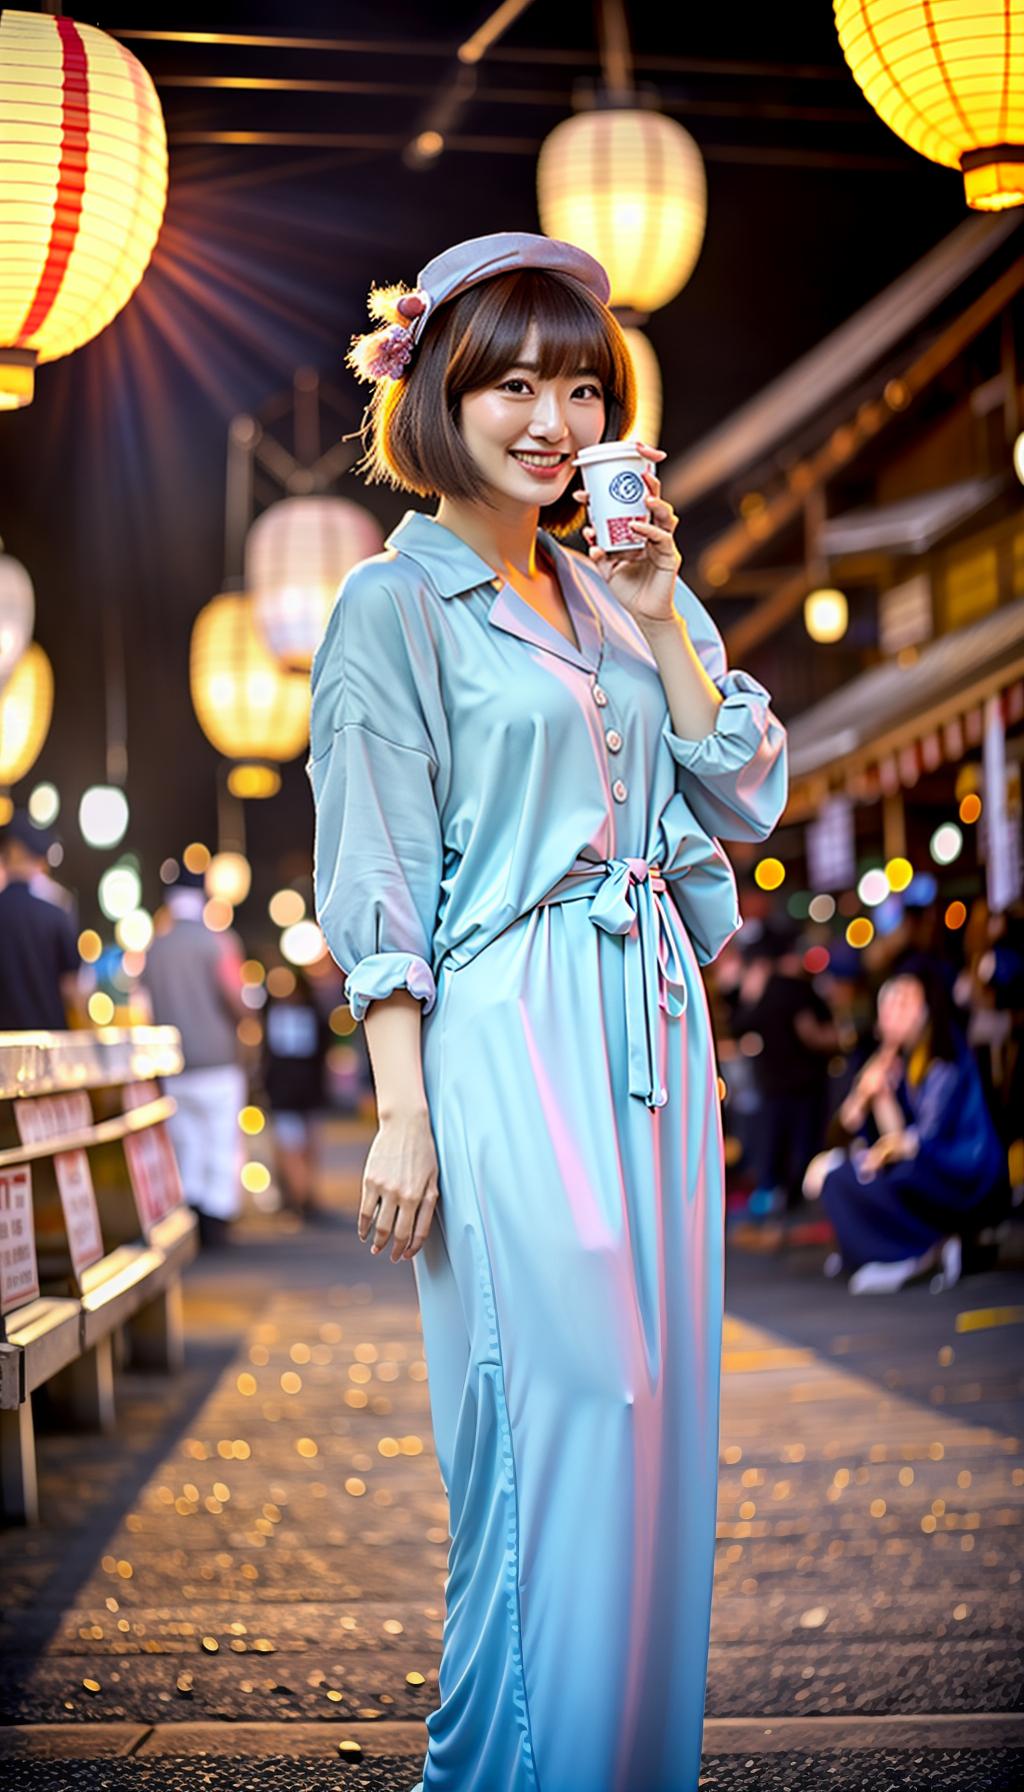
[{"xmin": 308, "ymin": 509, "xmax": 788, "ymax": 1792}]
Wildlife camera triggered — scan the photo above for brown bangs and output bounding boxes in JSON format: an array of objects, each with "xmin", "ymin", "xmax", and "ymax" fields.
[{"xmin": 358, "ymin": 266, "xmax": 637, "ymax": 538}]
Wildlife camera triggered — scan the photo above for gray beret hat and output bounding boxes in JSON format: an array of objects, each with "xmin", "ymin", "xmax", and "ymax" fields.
[
  {"xmin": 406, "ymin": 232, "xmax": 612, "ymax": 344},
  {"xmin": 348, "ymin": 232, "xmax": 613, "ymax": 383}
]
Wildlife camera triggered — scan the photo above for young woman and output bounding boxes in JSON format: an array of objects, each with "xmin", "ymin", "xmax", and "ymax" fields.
[
  {"xmin": 308, "ymin": 233, "xmax": 788, "ymax": 1792},
  {"xmin": 809, "ymin": 958, "xmax": 1007, "ymax": 1294}
]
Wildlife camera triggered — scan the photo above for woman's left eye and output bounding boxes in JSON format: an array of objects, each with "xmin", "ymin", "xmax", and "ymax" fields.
[{"xmin": 574, "ymin": 384, "xmax": 602, "ymax": 400}]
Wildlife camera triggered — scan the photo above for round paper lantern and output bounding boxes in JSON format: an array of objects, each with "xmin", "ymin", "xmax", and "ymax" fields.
[
  {"xmin": 620, "ymin": 327, "xmax": 662, "ymax": 448},
  {"xmin": 834, "ymin": 2, "xmax": 1024, "ymax": 212},
  {"xmin": 190, "ymin": 593, "xmax": 310, "ymax": 778},
  {"xmin": 537, "ymin": 109, "xmax": 706, "ymax": 313},
  {"xmin": 0, "ymin": 543, "xmax": 34, "ymax": 690},
  {"xmin": 0, "ymin": 641, "xmax": 53, "ymax": 788},
  {"xmin": 246, "ymin": 496, "xmax": 384, "ymax": 671},
  {"xmin": 0, "ymin": 9, "xmax": 168, "ymax": 409}
]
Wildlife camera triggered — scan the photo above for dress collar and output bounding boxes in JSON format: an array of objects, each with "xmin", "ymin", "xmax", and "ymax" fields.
[{"xmin": 385, "ymin": 508, "xmax": 604, "ymax": 673}]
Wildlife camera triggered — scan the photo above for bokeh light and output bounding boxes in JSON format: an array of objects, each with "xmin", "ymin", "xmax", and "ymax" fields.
[
  {"xmin": 78, "ymin": 929, "xmax": 102, "ymax": 963},
  {"xmin": 269, "ymin": 888, "xmax": 305, "ymax": 927},
  {"xmin": 79, "ymin": 785, "xmax": 129, "ymax": 850},
  {"xmin": 754, "ymin": 857, "xmax": 785, "ymax": 891},
  {"xmin": 884, "ymin": 857, "xmax": 913, "ymax": 892},
  {"xmin": 280, "ymin": 920, "xmax": 326, "ymax": 966},
  {"xmin": 945, "ymin": 900, "xmax": 967, "ymax": 930},
  {"xmin": 808, "ymin": 893, "xmax": 836, "ymax": 923},
  {"xmin": 959, "ymin": 793, "xmax": 982, "ymax": 824},
  {"xmin": 98, "ymin": 863, "xmax": 141, "ymax": 921},
  {"xmin": 28, "ymin": 781, "xmax": 59, "ymax": 826},
  {"xmin": 239, "ymin": 1106, "xmax": 265, "ymax": 1135},
  {"xmin": 846, "ymin": 916, "xmax": 875, "ymax": 949},
  {"xmin": 115, "ymin": 908, "xmax": 154, "ymax": 952},
  {"xmin": 930, "ymin": 822, "xmax": 963, "ymax": 865},
  {"xmin": 857, "ymin": 868, "xmax": 889, "ymax": 907},
  {"xmin": 87, "ymin": 991, "xmax": 115, "ymax": 1025},
  {"xmin": 203, "ymin": 897, "xmax": 234, "ymax": 932}
]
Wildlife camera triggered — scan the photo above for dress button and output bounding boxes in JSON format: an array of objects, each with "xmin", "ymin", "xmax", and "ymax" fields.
[
  {"xmin": 593, "ymin": 684, "xmax": 608, "ymax": 707},
  {"xmin": 605, "ymin": 728, "xmax": 623, "ymax": 753},
  {"xmin": 612, "ymin": 778, "xmax": 628, "ymax": 802}
]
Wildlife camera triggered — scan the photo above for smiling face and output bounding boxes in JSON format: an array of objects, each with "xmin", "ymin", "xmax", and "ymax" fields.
[{"xmin": 456, "ymin": 322, "xmax": 607, "ymax": 510}]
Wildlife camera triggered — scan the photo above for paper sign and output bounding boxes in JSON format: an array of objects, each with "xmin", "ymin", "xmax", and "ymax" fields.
[
  {"xmin": 0, "ymin": 1166, "xmax": 40, "ymax": 1317},
  {"xmin": 123, "ymin": 1123, "xmax": 184, "ymax": 1236},
  {"xmin": 13, "ymin": 1092, "xmax": 92, "ymax": 1146},
  {"xmin": 13, "ymin": 1093, "xmax": 105, "ymax": 1277}
]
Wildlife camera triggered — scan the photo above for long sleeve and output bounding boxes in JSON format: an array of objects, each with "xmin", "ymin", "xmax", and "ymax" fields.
[
  {"xmin": 307, "ymin": 563, "xmax": 446, "ymax": 1022},
  {"xmin": 659, "ymin": 575, "xmax": 788, "ymax": 843}
]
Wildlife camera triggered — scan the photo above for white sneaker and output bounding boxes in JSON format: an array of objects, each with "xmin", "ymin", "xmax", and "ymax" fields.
[
  {"xmin": 848, "ymin": 1256, "xmax": 922, "ymax": 1294},
  {"xmin": 930, "ymin": 1235, "xmax": 962, "ymax": 1294}
]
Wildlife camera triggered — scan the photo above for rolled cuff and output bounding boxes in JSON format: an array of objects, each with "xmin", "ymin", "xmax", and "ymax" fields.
[
  {"xmin": 344, "ymin": 951, "xmax": 438, "ymax": 1023},
  {"xmin": 662, "ymin": 667, "xmax": 772, "ymax": 770},
  {"xmin": 661, "ymin": 668, "xmax": 787, "ymax": 844}
]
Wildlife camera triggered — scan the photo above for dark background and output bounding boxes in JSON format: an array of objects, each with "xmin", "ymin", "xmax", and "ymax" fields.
[{"xmin": 0, "ymin": 2, "xmax": 971, "ymax": 938}]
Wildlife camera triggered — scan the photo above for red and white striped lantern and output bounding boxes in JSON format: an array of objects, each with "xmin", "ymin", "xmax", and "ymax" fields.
[{"xmin": 0, "ymin": 9, "xmax": 167, "ymax": 409}]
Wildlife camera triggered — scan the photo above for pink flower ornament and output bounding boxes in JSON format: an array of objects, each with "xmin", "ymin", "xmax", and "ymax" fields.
[{"xmin": 367, "ymin": 323, "xmax": 415, "ymax": 380}]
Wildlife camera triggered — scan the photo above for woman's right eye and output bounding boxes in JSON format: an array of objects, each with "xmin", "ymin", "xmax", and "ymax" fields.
[{"xmin": 499, "ymin": 378, "xmax": 531, "ymax": 394}]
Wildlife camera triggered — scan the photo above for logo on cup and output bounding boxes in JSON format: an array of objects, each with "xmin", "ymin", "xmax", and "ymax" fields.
[{"xmin": 608, "ymin": 469, "xmax": 644, "ymax": 505}]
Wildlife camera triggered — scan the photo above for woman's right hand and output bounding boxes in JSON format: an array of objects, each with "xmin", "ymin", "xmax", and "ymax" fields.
[
  {"xmin": 853, "ymin": 1044, "xmax": 898, "ymax": 1102},
  {"xmin": 357, "ymin": 1108, "xmax": 440, "ymax": 1263}
]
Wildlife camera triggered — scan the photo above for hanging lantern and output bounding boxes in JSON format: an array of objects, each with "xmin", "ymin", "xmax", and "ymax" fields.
[
  {"xmin": 190, "ymin": 593, "xmax": 310, "ymax": 795},
  {"xmin": 0, "ymin": 542, "xmax": 34, "ymax": 690},
  {"xmin": 246, "ymin": 497, "xmax": 384, "ymax": 671},
  {"xmin": 0, "ymin": 9, "xmax": 168, "ymax": 409},
  {"xmin": 0, "ymin": 640, "xmax": 53, "ymax": 789},
  {"xmin": 834, "ymin": 2, "xmax": 1024, "ymax": 212},
  {"xmin": 537, "ymin": 109, "xmax": 706, "ymax": 313},
  {"xmin": 804, "ymin": 588, "xmax": 849, "ymax": 643},
  {"xmin": 620, "ymin": 327, "xmax": 662, "ymax": 447}
]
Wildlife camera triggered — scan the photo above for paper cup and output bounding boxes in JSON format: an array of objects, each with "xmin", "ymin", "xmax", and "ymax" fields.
[{"xmin": 573, "ymin": 441, "xmax": 649, "ymax": 553}]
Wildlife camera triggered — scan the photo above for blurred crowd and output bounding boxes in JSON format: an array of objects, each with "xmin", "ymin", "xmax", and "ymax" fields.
[
  {"xmin": 716, "ymin": 895, "xmax": 1023, "ymax": 1292},
  {"xmin": 2, "ymin": 804, "xmax": 1021, "ymax": 1287}
]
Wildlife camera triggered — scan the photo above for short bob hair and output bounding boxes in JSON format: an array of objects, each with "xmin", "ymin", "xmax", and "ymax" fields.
[{"xmin": 356, "ymin": 267, "xmax": 637, "ymax": 538}]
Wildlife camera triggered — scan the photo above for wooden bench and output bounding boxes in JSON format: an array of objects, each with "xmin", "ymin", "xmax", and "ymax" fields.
[{"xmin": 0, "ymin": 1027, "xmax": 198, "ymax": 1522}]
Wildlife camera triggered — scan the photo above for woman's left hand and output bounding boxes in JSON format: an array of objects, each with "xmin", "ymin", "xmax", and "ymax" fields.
[
  {"xmin": 572, "ymin": 443, "xmax": 681, "ymax": 628},
  {"xmin": 861, "ymin": 1130, "xmax": 912, "ymax": 1173}
]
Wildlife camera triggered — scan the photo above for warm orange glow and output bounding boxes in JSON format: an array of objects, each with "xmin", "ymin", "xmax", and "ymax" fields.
[
  {"xmin": 620, "ymin": 328, "xmax": 662, "ymax": 447},
  {"xmin": 0, "ymin": 11, "xmax": 168, "ymax": 407},
  {"xmin": 846, "ymin": 916, "xmax": 875, "ymax": 949},
  {"xmin": 754, "ymin": 857, "xmax": 786, "ymax": 891},
  {"xmin": 834, "ymin": 2, "xmax": 1024, "ymax": 212},
  {"xmin": 959, "ymin": 793, "xmax": 983, "ymax": 824},
  {"xmin": 945, "ymin": 900, "xmax": 967, "ymax": 930}
]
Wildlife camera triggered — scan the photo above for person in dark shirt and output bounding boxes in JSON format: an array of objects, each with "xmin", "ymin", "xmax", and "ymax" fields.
[
  {"xmin": 734, "ymin": 919, "xmax": 839, "ymax": 1215},
  {"xmin": 0, "ymin": 811, "xmax": 81, "ymax": 1030}
]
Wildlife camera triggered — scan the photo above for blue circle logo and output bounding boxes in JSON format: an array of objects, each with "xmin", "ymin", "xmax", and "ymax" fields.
[{"xmin": 609, "ymin": 469, "xmax": 644, "ymax": 505}]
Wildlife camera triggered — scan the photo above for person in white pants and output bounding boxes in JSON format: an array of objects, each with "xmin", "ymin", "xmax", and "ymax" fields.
[{"xmin": 140, "ymin": 869, "xmax": 248, "ymax": 1244}]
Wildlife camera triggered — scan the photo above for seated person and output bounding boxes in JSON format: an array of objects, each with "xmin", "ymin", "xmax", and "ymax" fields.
[{"xmin": 802, "ymin": 957, "xmax": 1007, "ymax": 1294}]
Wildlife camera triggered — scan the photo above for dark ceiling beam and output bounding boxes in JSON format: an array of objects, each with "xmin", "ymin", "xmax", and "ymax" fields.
[
  {"xmin": 152, "ymin": 73, "xmax": 870, "ymax": 126},
  {"xmin": 164, "ymin": 129, "xmax": 909, "ymax": 171},
  {"xmin": 110, "ymin": 30, "xmax": 847, "ymax": 81}
]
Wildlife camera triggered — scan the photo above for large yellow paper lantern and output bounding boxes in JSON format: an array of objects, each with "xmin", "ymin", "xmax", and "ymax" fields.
[
  {"xmin": 0, "ymin": 9, "xmax": 168, "ymax": 409},
  {"xmin": 0, "ymin": 641, "xmax": 53, "ymax": 789},
  {"xmin": 537, "ymin": 109, "xmax": 706, "ymax": 313},
  {"xmin": 834, "ymin": 1, "xmax": 1024, "ymax": 211},
  {"xmin": 190, "ymin": 594, "xmax": 310, "ymax": 791},
  {"xmin": 246, "ymin": 496, "xmax": 383, "ymax": 672}
]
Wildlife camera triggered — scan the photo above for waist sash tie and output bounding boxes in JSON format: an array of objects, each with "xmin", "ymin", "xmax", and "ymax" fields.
[{"xmin": 538, "ymin": 856, "xmax": 689, "ymax": 1110}]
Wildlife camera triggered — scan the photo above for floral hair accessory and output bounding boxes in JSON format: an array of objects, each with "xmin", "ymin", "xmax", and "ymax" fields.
[{"xmin": 346, "ymin": 285, "xmax": 430, "ymax": 384}]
